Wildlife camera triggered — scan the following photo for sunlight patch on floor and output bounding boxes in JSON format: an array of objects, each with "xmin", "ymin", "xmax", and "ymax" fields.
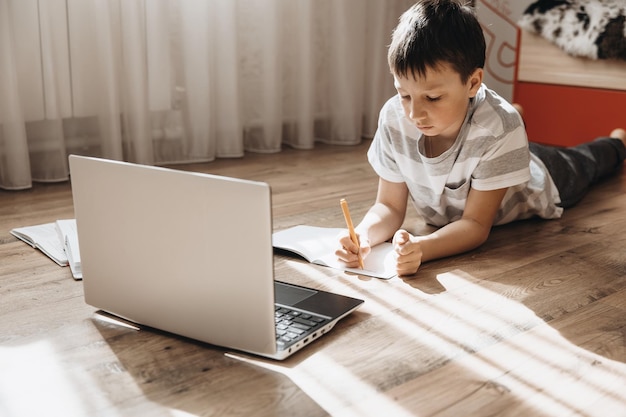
[
  {"xmin": 269, "ymin": 265, "xmax": 626, "ymax": 415},
  {"xmin": 229, "ymin": 351, "xmax": 419, "ymax": 417},
  {"xmin": 0, "ymin": 341, "xmax": 112, "ymax": 417}
]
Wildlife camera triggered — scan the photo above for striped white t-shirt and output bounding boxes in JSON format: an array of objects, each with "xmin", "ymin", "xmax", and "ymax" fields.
[{"xmin": 368, "ymin": 84, "xmax": 563, "ymax": 227}]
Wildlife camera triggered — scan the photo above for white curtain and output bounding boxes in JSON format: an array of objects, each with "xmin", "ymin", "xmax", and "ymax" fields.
[{"xmin": 0, "ymin": 0, "xmax": 414, "ymax": 190}]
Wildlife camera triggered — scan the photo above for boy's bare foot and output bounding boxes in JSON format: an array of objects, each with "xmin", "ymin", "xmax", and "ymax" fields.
[{"xmin": 610, "ymin": 128, "xmax": 626, "ymax": 146}]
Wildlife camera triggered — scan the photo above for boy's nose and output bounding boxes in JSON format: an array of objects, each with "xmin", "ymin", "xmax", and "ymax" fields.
[{"xmin": 409, "ymin": 105, "xmax": 425, "ymax": 122}]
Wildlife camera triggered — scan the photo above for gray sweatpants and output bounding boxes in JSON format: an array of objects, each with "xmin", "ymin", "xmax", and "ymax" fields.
[{"xmin": 530, "ymin": 138, "xmax": 626, "ymax": 208}]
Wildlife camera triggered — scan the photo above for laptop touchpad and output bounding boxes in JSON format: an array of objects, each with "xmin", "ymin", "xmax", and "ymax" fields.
[{"xmin": 275, "ymin": 282, "xmax": 316, "ymax": 306}]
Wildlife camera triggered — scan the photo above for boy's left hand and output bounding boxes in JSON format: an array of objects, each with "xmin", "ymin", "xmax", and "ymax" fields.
[{"xmin": 392, "ymin": 229, "xmax": 423, "ymax": 276}]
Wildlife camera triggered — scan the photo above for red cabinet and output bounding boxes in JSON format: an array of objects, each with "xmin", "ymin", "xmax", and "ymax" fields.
[
  {"xmin": 514, "ymin": 82, "xmax": 626, "ymax": 146},
  {"xmin": 513, "ymin": 30, "xmax": 626, "ymax": 147}
]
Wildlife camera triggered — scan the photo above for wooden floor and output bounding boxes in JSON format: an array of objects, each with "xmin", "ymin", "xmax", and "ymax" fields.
[{"xmin": 1, "ymin": 140, "xmax": 626, "ymax": 416}]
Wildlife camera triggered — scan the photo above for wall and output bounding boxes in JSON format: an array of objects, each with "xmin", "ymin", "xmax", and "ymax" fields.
[{"xmin": 475, "ymin": 0, "xmax": 534, "ymax": 101}]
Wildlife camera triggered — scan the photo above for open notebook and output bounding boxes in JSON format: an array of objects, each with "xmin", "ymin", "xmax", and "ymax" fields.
[
  {"xmin": 273, "ymin": 225, "xmax": 397, "ymax": 279},
  {"xmin": 69, "ymin": 155, "xmax": 363, "ymax": 360}
]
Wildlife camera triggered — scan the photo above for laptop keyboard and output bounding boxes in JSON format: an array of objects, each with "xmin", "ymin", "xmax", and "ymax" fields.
[{"xmin": 274, "ymin": 306, "xmax": 329, "ymax": 350}]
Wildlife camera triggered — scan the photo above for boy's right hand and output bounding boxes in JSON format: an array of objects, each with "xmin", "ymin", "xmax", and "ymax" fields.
[{"xmin": 335, "ymin": 230, "xmax": 371, "ymax": 267}]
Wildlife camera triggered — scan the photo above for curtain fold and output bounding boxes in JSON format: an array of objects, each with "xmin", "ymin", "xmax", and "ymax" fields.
[
  {"xmin": 0, "ymin": 0, "xmax": 414, "ymax": 190},
  {"xmin": 0, "ymin": 0, "xmax": 32, "ymax": 188}
]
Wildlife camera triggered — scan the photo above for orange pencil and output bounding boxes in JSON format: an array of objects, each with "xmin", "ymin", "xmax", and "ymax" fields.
[{"xmin": 340, "ymin": 198, "xmax": 364, "ymax": 269}]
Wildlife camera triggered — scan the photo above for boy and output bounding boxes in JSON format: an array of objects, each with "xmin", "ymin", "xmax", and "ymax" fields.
[{"xmin": 336, "ymin": 0, "xmax": 626, "ymax": 276}]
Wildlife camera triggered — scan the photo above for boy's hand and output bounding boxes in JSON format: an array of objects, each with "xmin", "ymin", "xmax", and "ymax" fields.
[
  {"xmin": 393, "ymin": 229, "xmax": 423, "ymax": 276},
  {"xmin": 336, "ymin": 230, "xmax": 372, "ymax": 267}
]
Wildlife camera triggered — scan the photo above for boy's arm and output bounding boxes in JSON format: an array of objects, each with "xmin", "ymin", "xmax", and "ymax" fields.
[
  {"xmin": 395, "ymin": 186, "xmax": 508, "ymax": 275},
  {"xmin": 356, "ymin": 178, "xmax": 409, "ymax": 246},
  {"xmin": 338, "ymin": 179, "xmax": 508, "ymax": 275}
]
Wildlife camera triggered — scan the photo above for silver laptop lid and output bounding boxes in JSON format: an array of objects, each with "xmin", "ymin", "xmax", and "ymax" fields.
[{"xmin": 69, "ymin": 155, "xmax": 277, "ymax": 356}]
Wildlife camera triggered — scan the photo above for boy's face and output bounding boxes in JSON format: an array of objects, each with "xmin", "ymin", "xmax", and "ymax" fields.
[{"xmin": 393, "ymin": 62, "xmax": 483, "ymax": 143}]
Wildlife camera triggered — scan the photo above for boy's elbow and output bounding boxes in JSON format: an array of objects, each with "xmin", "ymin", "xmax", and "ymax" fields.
[
  {"xmin": 465, "ymin": 218, "xmax": 493, "ymax": 247},
  {"xmin": 475, "ymin": 230, "xmax": 491, "ymax": 247}
]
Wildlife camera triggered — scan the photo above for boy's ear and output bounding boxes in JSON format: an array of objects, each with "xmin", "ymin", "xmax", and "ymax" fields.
[{"xmin": 468, "ymin": 68, "xmax": 483, "ymax": 98}]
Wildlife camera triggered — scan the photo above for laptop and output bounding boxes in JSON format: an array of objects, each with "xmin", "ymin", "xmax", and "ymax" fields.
[{"xmin": 69, "ymin": 155, "xmax": 363, "ymax": 360}]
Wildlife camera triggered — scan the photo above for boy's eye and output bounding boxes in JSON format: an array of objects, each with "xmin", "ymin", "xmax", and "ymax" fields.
[
  {"xmin": 400, "ymin": 94, "xmax": 410, "ymax": 101},
  {"xmin": 427, "ymin": 96, "xmax": 441, "ymax": 102}
]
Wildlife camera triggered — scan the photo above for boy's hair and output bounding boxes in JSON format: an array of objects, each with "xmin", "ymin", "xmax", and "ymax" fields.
[{"xmin": 388, "ymin": 0, "xmax": 486, "ymax": 82}]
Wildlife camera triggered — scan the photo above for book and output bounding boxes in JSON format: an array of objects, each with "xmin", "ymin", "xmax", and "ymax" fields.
[
  {"xmin": 10, "ymin": 222, "xmax": 68, "ymax": 267},
  {"xmin": 55, "ymin": 219, "xmax": 82, "ymax": 280},
  {"xmin": 272, "ymin": 225, "xmax": 396, "ymax": 279},
  {"xmin": 10, "ymin": 219, "xmax": 82, "ymax": 280}
]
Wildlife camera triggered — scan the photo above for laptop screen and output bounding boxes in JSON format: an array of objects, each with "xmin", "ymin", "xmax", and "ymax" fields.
[{"xmin": 70, "ymin": 155, "xmax": 278, "ymax": 355}]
